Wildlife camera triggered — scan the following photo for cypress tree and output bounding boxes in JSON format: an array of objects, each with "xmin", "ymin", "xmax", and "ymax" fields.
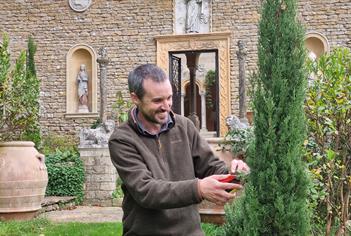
[
  {"xmin": 222, "ymin": 0, "xmax": 311, "ymax": 235},
  {"xmin": 23, "ymin": 36, "xmax": 41, "ymax": 146}
]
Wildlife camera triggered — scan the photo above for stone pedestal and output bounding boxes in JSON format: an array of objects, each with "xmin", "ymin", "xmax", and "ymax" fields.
[
  {"xmin": 79, "ymin": 147, "xmax": 117, "ymax": 207},
  {"xmin": 78, "ymin": 104, "xmax": 89, "ymax": 113}
]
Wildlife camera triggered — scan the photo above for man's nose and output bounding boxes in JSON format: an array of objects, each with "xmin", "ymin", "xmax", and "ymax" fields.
[{"xmin": 161, "ymin": 100, "xmax": 171, "ymax": 110}]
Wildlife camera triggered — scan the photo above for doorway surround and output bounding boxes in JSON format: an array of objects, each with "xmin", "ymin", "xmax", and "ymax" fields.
[{"xmin": 154, "ymin": 32, "xmax": 231, "ymax": 136}]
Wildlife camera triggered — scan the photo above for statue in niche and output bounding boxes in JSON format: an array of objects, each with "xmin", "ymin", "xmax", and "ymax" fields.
[
  {"xmin": 77, "ymin": 64, "xmax": 89, "ymax": 112},
  {"xmin": 186, "ymin": 0, "xmax": 202, "ymax": 33}
]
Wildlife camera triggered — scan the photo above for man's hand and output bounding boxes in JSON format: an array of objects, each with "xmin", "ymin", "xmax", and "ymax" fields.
[
  {"xmin": 198, "ymin": 175, "xmax": 242, "ymax": 205},
  {"xmin": 230, "ymin": 159, "xmax": 250, "ymax": 174}
]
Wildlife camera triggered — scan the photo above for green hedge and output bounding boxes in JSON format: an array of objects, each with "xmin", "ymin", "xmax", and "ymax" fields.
[{"xmin": 45, "ymin": 149, "xmax": 85, "ymax": 204}]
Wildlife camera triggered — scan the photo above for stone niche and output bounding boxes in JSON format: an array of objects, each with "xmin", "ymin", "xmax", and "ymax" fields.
[
  {"xmin": 155, "ymin": 32, "xmax": 231, "ymax": 136},
  {"xmin": 65, "ymin": 44, "xmax": 98, "ymax": 118},
  {"xmin": 305, "ymin": 31, "xmax": 329, "ymax": 59}
]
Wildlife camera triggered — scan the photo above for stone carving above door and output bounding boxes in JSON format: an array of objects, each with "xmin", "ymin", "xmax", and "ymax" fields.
[{"xmin": 174, "ymin": 0, "xmax": 211, "ymax": 34}]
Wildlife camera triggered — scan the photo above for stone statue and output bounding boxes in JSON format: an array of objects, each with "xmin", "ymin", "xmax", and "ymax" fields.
[
  {"xmin": 79, "ymin": 120, "xmax": 115, "ymax": 147},
  {"xmin": 226, "ymin": 115, "xmax": 249, "ymax": 130},
  {"xmin": 77, "ymin": 64, "xmax": 89, "ymax": 112},
  {"xmin": 186, "ymin": 0, "xmax": 202, "ymax": 33}
]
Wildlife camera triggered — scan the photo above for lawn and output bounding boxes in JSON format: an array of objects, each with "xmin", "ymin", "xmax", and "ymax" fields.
[{"xmin": 0, "ymin": 217, "xmax": 220, "ymax": 236}]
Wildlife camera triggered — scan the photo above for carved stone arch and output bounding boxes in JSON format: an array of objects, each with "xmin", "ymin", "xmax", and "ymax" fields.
[
  {"xmin": 155, "ymin": 32, "xmax": 231, "ymax": 136},
  {"xmin": 181, "ymin": 78, "xmax": 205, "ymax": 95},
  {"xmin": 305, "ymin": 31, "xmax": 329, "ymax": 59},
  {"xmin": 65, "ymin": 44, "xmax": 98, "ymax": 117}
]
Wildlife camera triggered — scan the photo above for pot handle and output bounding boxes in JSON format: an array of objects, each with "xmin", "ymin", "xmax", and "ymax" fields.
[{"xmin": 36, "ymin": 153, "xmax": 47, "ymax": 170}]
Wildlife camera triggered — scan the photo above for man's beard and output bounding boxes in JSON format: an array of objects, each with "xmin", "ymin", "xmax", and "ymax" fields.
[{"xmin": 140, "ymin": 108, "xmax": 168, "ymax": 125}]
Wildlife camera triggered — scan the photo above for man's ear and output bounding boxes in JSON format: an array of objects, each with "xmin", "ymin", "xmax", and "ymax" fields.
[{"xmin": 130, "ymin": 92, "xmax": 140, "ymax": 106}]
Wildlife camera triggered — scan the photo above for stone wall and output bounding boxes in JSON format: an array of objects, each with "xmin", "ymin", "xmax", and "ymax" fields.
[{"xmin": 0, "ymin": 0, "xmax": 350, "ymax": 138}]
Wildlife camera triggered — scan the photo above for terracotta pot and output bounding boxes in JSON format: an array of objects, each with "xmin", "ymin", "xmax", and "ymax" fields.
[{"xmin": 0, "ymin": 141, "xmax": 48, "ymax": 221}]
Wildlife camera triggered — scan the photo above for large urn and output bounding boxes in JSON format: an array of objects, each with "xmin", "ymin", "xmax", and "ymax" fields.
[{"xmin": 0, "ymin": 141, "xmax": 48, "ymax": 221}]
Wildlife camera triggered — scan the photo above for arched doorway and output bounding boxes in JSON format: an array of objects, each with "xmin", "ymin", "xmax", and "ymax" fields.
[
  {"xmin": 169, "ymin": 50, "xmax": 219, "ymax": 136},
  {"xmin": 155, "ymin": 32, "xmax": 231, "ymax": 137}
]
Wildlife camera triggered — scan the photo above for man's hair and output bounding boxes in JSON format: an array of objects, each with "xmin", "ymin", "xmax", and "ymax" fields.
[{"xmin": 128, "ymin": 64, "xmax": 168, "ymax": 99}]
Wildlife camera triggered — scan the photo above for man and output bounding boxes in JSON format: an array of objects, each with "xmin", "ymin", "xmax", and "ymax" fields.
[{"xmin": 109, "ymin": 64, "xmax": 249, "ymax": 236}]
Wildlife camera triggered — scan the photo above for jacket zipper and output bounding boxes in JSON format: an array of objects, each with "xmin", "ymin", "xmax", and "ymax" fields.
[{"xmin": 156, "ymin": 137, "xmax": 162, "ymax": 151}]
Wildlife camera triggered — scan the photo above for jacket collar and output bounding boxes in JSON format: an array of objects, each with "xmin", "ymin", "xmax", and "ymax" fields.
[{"xmin": 128, "ymin": 106, "xmax": 175, "ymax": 137}]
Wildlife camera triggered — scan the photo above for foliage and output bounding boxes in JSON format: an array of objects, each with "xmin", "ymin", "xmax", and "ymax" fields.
[
  {"xmin": 201, "ymin": 223, "xmax": 220, "ymax": 236},
  {"xmin": 304, "ymin": 47, "xmax": 351, "ymax": 236},
  {"xmin": 39, "ymin": 133, "xmax": 78, "ymax": 156},
  {"xmin": 112, "ymin": 177, "xmax": 124, "ymax": 199},
  {"xmin": 220, "ymin": 126, "xmax": 254, "ymax": 158},
  {"xmin": 111, "ymin": 91, "xmax": 133, "ymax": 124},
  {"xmin": 0, "ymin": 34, "xmax": 41, "ymax": 144},
  {"xmin": 23, "ymin": 36, "xmax": 41, "ymax": 146},
  {"xmin": 0, "ymin": 217, "xmax": 123, "ymax": 236},
  {"xmin": 91, "ymin": 117, "xmax": 102, "ymax": 129},
  {"xmin": 222, "ymin": 0, "xmax": 311, "ymax": 235},
  {"xmin": 45, "ymin": 149, "xmax": 85, "ymax": 204},
  {"xmin": 205, "ymin": 70, "xmax": 216, "ymax": 109}
]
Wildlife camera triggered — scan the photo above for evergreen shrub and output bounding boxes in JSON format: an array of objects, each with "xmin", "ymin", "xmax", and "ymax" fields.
[
  {"xmin": 45, "ymin": 149, "xmax": 85, "ymax": 204},
  {"xmin": 221, "ymin": 0, "xmax": 311, "ymax": 235},
  {"xmin": 0, "ymin": 34, "xmax": 41, "ymax": 146},
  {"xmin": 305, "ymin": 47, "xmax": 351, "ymax": 236}
]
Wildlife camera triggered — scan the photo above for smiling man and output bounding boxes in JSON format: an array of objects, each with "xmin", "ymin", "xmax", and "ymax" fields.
[{"xmin": 108, "ymin": 64, "xmax": 249, "ymax": 236}]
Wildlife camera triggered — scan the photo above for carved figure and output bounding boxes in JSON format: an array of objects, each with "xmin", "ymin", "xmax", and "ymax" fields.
[
  {"xmin": 74, "ymin": 0, "xmax": 89, "ymax": 7},
  {"xmin": 77, "ymin": 64, "xmax": 89, "ymax": 109},
  {"xmin": 226, "ymin": 115, "xmax": 249, "ymax": 130},
  {"xmin": 186, "ymin": 0, "xmax": 202, "ymax": 33},
  {"xmin": 79, "ymin": 120, "xmax": 115, "ymax": 147}
]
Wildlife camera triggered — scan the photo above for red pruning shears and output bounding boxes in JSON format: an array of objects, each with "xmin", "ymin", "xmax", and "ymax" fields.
[
  {"xmin": 219, "ymin": 175, "xmax": 237, "ymax": 183},
  {"xmin": 219, "ymin": 175, "xmax": 241, "ymax": 193}
]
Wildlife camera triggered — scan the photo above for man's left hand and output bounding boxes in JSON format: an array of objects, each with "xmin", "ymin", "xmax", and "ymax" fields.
[{"xmin": 230, "ymin": 159, "xmax": 250, "ymax": 174}]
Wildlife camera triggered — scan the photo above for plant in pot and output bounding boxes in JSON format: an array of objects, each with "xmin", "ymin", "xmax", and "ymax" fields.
[{"xmin": 0, "ymin": 34, "xmax": 47, "ymax": 221}]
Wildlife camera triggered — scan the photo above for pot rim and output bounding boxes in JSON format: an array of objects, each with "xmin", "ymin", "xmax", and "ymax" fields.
[{"xmin": 0, "ymin": 141, "xmax": 35, "ymax": 147}]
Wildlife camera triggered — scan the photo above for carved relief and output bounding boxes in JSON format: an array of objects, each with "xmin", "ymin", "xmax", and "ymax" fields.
[
  {"xmin": 69, "ymin": 0, "xmax": 92, "ymax": 12},
  {"xmin": 174, "ymin": 0, "xmax": 211, "ymax": 34},
  {"xmin": 155, "ymin": 32, "xmax": 231, "ymax": 136}
]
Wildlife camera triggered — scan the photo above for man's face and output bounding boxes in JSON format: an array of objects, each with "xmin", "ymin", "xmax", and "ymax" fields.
[{"xmin": 132, "ymin": 78, "xmax": 173, "ymax": 126}]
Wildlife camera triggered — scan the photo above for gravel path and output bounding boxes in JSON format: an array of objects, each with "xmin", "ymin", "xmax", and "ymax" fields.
[{"xmin": 42, "ymin": 206, "xmax": 123, "ymax": 223}]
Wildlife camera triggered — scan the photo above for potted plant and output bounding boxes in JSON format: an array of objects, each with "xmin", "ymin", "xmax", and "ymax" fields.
[{"xmin": 0, "ymin": 34, "xmax": 47, "ymax": 221}]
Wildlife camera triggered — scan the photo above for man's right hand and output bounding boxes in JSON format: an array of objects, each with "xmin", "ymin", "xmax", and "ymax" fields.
[{"xmin": 197, "ymin": 174, "xmax": 242, "ymax": 205}]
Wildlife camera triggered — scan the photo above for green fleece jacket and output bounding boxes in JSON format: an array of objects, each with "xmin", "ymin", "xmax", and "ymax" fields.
[{"xmin": 108, "ymin": 110, "xmax": 228, "ymax": 236}]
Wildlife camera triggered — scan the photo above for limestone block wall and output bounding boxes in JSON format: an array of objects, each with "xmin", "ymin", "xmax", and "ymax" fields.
[
  {"xmin": 79, "ymin": 147, "xmax": 117, "ymax": 207},
  {"xmin": 0, "ymin": 0, "xmax": 350, "ymax": 138},
  {"xmin": 212, "ymin": 0, "xmax": 351, "ymax": 113},
  {"xmin": 0, "ymin": 1, "xmax": 174, "ymax": 137}
]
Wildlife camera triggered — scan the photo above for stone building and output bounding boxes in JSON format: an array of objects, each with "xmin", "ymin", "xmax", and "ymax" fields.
[{"xmin": 1, "ymin": 0, "xmax": 350, "ymax": 138}]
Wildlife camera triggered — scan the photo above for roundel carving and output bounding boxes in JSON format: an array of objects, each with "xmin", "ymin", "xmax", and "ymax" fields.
[{"xmin": 69, "ymin": 0, "xmax": 92, "ymax": 12}]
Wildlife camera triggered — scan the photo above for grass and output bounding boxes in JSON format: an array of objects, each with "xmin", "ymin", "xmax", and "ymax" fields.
[
  {"xmin": 0, "ymin": 218, "xmax": 122, "ymax": 236},
  {"xmin": 0, "ymin": 217, "xmax": 220, "ymax": 236}
]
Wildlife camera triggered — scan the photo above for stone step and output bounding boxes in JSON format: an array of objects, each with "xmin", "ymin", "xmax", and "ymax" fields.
[
  {"xmin": 40, "ymin": 196, "xmax": 76, "ymax": 213},
  {"xmin": 200, "ymin": 131, "xmax": 217, "ymax": 138}
]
